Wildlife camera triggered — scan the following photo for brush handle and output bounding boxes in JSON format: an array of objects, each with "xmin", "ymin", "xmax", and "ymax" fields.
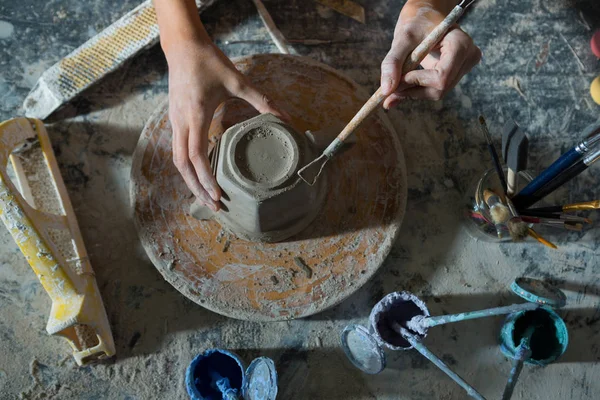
[
  {"xmin": 527, "ymin": 228, "xmax": 557, "ymax": 249},
  {"xmin": 515, "ymin": 147, "xmax": 582, "ymax": 198},
  {"xmin": 507, "ymin": 168, "xmax": 518, "ymax": 196},
  {"xmin": 420, "ymin": 302, "xmax": 539, "ymax": 328},
  {"xmin": 562, "ymin": 199, "xmax": 600, "ymax": 211},
  {"xmin": 487, "ymin": 144, "xmax": 508, "ymax": 194},
  {"xmin": 398, "ymin": 328, "xmax": 487, "ymax": 400},
  {"xmin": 513, "ymin": 160, "xmax": 587, "ymax": 209},
  {"xmin": 502, "ymin": 327, "xmax": 534, "ymax": 400},
  {"xmin": 522, "ymin": 205, "xmax": 562, "ymax": 213},
  {"xmin": 323, "ymin": 5, "xmax": 465, "ymax": 157}
]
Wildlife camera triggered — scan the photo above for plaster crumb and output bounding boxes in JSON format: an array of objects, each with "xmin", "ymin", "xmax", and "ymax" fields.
[{"xmin": 294, "ymin": 257, "xmax": 313, "ymax": 278}]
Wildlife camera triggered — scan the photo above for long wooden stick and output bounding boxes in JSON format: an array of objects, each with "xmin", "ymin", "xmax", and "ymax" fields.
[
  {"xmin": 322, "ymin": 3, "xmax": 466, "ymax": 157},
  {"xmin": 251, "ymin": 0, "xmax": 293, "ymax": 54}
]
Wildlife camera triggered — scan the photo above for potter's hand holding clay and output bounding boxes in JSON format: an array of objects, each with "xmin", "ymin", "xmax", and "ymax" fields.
[
  {"xmin": 381, "ymin": 0, "xmax": 481, "ymax": 109},
  {"xmin": 155, "ymin": 0, "xmax": 288, "ymax": 211}
]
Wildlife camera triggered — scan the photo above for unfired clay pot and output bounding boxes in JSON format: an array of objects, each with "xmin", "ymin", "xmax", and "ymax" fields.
[{"xmin": 190, "ymin": 113, "xmax": 328, "ymax": 242}]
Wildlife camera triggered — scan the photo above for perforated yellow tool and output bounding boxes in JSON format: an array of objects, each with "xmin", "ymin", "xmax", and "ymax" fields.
[{"xmin": 0, "ymin": 118, "xmax": 115, "ymax": 365}]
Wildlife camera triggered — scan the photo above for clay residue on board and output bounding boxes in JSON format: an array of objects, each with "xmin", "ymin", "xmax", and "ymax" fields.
[{"xmin": 132, "ymin": 54, "xmax": 407, "ymax": 321}]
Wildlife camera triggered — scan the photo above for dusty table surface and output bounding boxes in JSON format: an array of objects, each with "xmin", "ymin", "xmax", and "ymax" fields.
[{"xmin": 1, "ymin": 0, "xmax": 600, "ymax": 399}]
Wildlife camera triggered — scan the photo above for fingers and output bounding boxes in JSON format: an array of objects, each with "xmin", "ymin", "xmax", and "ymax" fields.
[
  {"xmin": 380, "ymin": 30, "xmax": 420, "ymax": 96},
  {"xmin": 385, "ymin": 27, "xmax": 482, "ymax": 106},
  {"xmin": 235, "ymin": 81, "xmax": 292, "ymax": 122},
  {"xmin": 171, "ymin": 118, "xmax": 220, "ymax": 212},
  {"xmin": 188, "ymin": 110, "xmax": 222, "ymax": 211}
]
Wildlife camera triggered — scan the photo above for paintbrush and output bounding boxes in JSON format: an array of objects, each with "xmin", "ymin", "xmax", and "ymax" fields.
[
  {"xmin": 479, "ymin": 116, "xmax": 508, "ymax": 194},
  {"xmin": 297, "ymin": 0, "xmax": 476, "ymax": 185},
  {"xmin": 520, "ymin": 217, "xmax": 584, "ymax": 231},
  {"xmin": 391, "ymin": 322, "xmax": 487, "ymax": 400},
  {"xmin": 525, "ymin": 200, "xmax": 600, "ymax": 213},
  {"xmin": 506, "ymin": 197, "xmax": 529, "ymax": 242},
  {"xmin": 513, "ymin": 146, "xmax": 600, "ymax": 209},
  {"xmin": 527, "ymin": 228, "xmax": 558, "ymax": 249},
  {"xmin": 483, "ymin": 189, "xmax": 510, "ymax": 237},
  {"xmin": 502, "ymin": 325, "xmax": 535, "ymax": 400},
  {"xmin": 514, "ymin": 121, "xmax": 600, "ymax": 199},
  {"xmin": 518, "ymin": 211, "xmax": 592, "ymax": 224}
]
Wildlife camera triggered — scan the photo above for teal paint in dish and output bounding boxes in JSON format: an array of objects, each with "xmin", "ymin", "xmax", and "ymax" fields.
[{"xmin": 499, "ymin": 307, "xmax": 568, "ymax": 366}]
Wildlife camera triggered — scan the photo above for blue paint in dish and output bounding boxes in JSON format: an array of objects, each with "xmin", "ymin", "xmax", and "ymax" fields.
[{"xmin": 186, "ymin": 349, "xmax": 244, "ymax": 400}]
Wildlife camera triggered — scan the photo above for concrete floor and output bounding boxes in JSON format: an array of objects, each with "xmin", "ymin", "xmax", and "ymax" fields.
[{"xmin": 1, "ymin": 0, "xmax": 600, "ymax": 398}]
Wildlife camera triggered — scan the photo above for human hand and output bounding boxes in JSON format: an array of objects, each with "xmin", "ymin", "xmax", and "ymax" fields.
[
  {"xmin": 380, "ymin": 2, "xmax": 481, "ymax": 109},
  {"xmin": 166, "ymin": 43, "xmax": 289, "ymax": 211}
]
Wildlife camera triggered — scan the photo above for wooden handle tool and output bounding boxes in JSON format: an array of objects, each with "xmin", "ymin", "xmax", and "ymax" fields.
[{"xmin": 297, "ymin": 1, "xmax": 473, "ymax": 185}]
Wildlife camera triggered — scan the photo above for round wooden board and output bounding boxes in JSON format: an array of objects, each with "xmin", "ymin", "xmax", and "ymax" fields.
[{"xmin": 131, "ymin": 54, "xmax": 407, "ymax": 321}]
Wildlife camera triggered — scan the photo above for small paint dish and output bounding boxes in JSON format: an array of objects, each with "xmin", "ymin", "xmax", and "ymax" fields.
[
  {"xmin": 186, "ymin": 349, "xmax": 278, "ymax": 400},
  {"xmin": 499, "ymin": 307, "xmax": 568, "ymax": 366},
  {"xmin": 368, "ymin": 291, "xmax": 430, "ymax": 350}
]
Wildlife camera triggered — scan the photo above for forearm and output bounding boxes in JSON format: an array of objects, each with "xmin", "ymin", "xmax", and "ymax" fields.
[{"xmin": 154, "ymin": 0, "xmax": 213, "ymax": 58}]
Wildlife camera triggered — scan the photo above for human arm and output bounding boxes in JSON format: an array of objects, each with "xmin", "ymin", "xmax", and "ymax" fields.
[{"xmin": 154, "ymin": 0, "xmax": 288, "ymax": 211}]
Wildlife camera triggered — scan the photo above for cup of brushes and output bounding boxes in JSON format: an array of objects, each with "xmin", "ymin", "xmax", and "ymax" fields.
[{"xmin": 466, "ymin": 118, "xmax": 600, "ymax": 248}]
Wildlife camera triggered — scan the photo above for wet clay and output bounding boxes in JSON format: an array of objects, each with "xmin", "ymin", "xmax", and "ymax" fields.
[
  {"xmin": 234, "ymin": 126, "xmax": 295, "ymax": 185},
  {"xmin": 190, "ymin": 113, "xmax": 326, "ymax": 243}
]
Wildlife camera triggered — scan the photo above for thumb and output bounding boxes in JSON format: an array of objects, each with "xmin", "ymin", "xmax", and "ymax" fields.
[{"xmin": 236, "ymin": 82, "xmax": 291, "ymax": 122}]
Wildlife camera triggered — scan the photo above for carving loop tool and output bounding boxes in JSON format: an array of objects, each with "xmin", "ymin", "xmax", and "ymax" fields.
[
  {"xmin": 526, "ymin": 200, "xmax": 600, "ymax": 213},
  {"xmin": 297, "ymin": 0, "xmax": 475, "ymax": 185},
  {"xmin": 514, "ymin": 145, "xmax": 600, "ymax": 210},
  {"xmin": 513, "ymin": 121, "xmax": 600, "ymax": 200}
]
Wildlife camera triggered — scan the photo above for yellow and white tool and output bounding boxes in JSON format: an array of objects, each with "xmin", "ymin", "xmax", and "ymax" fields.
[{"xmin": 0, "ymin": 118, "xmax": 115, "ymax": 365}]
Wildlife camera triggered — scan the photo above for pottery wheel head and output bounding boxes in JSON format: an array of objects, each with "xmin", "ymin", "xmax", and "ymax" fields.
[
  {"xmin": 231, "ymin": 123, "xmax": 299, "ymax": 189},
  {"xmin": 131, "ymin": 54, "xmax": 407, "ymax": 321}
]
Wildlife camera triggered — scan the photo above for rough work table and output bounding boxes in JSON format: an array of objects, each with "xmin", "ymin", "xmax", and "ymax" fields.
[{"xmin": 1, "ymin": 0, "xmax": 600, "ymax": 398}]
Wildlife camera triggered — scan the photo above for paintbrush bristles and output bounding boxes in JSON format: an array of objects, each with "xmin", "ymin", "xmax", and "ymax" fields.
[
  {"xmin": 483, "ymin": 189, "xmax": 510, "ymax": 224},
  {"xmin": 508, "ymin": 219, "xmax": 529, "ymax": 241}
]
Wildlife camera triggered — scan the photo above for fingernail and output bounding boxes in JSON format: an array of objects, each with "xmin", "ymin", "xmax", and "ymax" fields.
[{"xmin": 208, "ymin": 188, "xmax": 220, "ymax": 202}]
